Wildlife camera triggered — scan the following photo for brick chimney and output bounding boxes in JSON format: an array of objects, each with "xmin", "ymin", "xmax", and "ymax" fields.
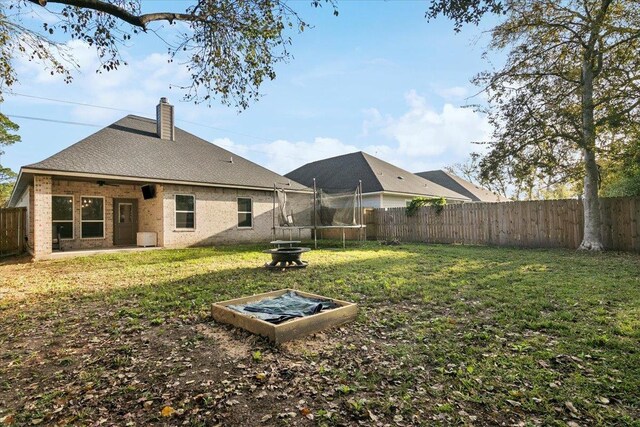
[{"xmin": 156, "ymin": 97, "xmax": 175, "ymax": 141}]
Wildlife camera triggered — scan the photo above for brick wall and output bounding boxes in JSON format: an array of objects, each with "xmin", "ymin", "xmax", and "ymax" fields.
[
  {"xmin": 162, "ymin": 184, "xmax": 267, "ymax": 247},
  {"xmin": 139, "ymin": 184, "xmax": 164, "ymax": 247},
  {"xmin": 33, "ymin": 175, "xmax": 52, "ymax": 259},
  {"xmin": 49, "ymin": 179, "xmax": 163, "ymax": 252},
  {"xmin": 162, "ymin": 185, "xmax": 312, "ymax": 247},
  {"xmin": 30, "ymin": 175, "xmax": 312, "ymax": 256},
  {"xmin": 15, "ymin": 185, "xmax": 33, "ymax": 255}
]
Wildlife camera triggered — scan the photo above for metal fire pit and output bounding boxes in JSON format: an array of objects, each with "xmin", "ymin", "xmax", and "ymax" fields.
[{"xmin": 263, "ymin": 247, "xmax": 310, "ymax": 269}]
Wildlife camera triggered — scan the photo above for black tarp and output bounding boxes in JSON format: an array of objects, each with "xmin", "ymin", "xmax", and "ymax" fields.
[{"xmin": 228, "ymin": 291, "xmax": 338, "ymax": 324}]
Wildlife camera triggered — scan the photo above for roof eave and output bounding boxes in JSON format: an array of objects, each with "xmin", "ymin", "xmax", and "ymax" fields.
[
  {"xmin": 7, "ymin": 169, "xmax": 26, "ymax": 207},
  {"xmin": 20, "ymin": 168, "xmax": 312, "ymax": 193}
]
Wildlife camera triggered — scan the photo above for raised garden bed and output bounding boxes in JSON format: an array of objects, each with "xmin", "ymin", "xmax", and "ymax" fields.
[{"xmin": 211, "ymin": 289, "xmax": 357, "ymax": 344}]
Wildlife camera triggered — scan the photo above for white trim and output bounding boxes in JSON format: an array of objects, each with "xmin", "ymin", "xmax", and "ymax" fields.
[
  {"xmin": 237, "ymin": 196, "xmax": 253, "ymax": 229},
  {"xmin": 52, "ymin": 194, "xmax": 74, "ymax": 240},
  {"xmin": 174, "ymin": 194, "xmax": 195, "ymax": 230},
  {"xmin": 80, "ymin": 195, "xmax": 106, "ymax": 239},
  {"xmin": 7, "ymin": 169, "xmax": 24, "ymax": 207},
  {"xmin": 20, "ymin": 168, "xmax": 313, "ymax": 194}
]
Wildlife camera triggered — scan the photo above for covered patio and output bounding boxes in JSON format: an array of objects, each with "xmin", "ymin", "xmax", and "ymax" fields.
[{"xmin": 13, "ymin": 173, "xmax": 164, "ymax": 260}]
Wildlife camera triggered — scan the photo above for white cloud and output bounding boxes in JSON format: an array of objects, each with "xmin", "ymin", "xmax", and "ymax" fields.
[
  {"xmin": 211, "ymin": 137, "xmax": 250, "ymax": 158},
  {"xmin": 185, "ymin": 136, "xmax": 357, "ymax": 175},
  {"xmin": 13, "ymin": 39, "xmax": 201, "ymax": 124},
  {"xmin": 360, "ymin": 107, "xmax": 388, "ymax": 138},
  {"xmin": 205, "ymin": 89, "xmax": 492, "ymax": 177},
  {"xmin": 362, "ymin": 90, "xmax": 491, "ymax": 171},
  {"xmin": 433, "ymin": 85, "xmax": 469, "ymax": 100},
  {"xmin": 254, "ymin": 137, "xmax": 359, "ymax": 174}
]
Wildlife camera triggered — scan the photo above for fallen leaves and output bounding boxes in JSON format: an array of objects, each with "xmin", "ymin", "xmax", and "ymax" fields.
[
  {"xmin": 160, "ymin": 406, "xmax": 175, "ymax": 417},
  {"xmin": 0, "ymin": 415, "xmax": 14, "ymax": 425},
  {"xmin": 299, "ymin": 406, "xmax": 313, "ymax": 420},
  {"xmin": 565, "ymin": 401, "xmax": 579, "ymax": 418},
  {"xmin": 0, "ymin": 272, "xmax": 634, "ymax": 427},
  {"xmin": 259, "ymin": 414, "xmax": 272, "ymax": 423},
  {"xmin": 276, "ymin": 411, "xmax": 296, "ymax": 419},
  {"xmin": 506, "ymin": 399, "xmax": 522, "ymax": 407}
]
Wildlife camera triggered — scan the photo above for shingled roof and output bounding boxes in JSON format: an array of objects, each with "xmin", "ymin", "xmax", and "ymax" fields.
[
  {"xmin": 21, "ymin": 114, "xmax": 306, "ymax": 191},
  {"xmin": 415, "ymin": 170, "xmax": 507, "ymax": 202},
  {"xmin": 285, "ymin": 152, "xmax": 469, "ymax": 201}
]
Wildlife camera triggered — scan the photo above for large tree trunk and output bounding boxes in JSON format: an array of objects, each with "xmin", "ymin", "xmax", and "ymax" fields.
[
  {"xmin": 580, "ymin": 147, "xmax": 603, "ymax": 250},
  {"xmin": 578, "ymin": 57, "xmax": 604, "ymax": 251}
]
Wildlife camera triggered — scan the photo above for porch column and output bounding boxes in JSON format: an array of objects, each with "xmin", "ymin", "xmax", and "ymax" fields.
[{"xmin": 33, "ymin": 175, "xmax": 52, "ymax": 260}]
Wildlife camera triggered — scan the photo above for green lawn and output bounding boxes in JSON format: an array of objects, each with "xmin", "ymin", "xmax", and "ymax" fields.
[{"xmin": 0, "ymin": 243, "xmax": 638, "ymax": 426}]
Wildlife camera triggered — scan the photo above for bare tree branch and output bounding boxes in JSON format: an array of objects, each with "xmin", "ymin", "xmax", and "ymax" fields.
[{"xmin": 28, "ymin": 0, "xmax": 200, "ymax": 28}]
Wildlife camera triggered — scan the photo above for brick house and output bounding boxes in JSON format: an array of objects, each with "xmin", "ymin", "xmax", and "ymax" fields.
[
  {"xmin": 8, "ymin": 98, "xmax": 311, "ymax": 260},
  {"xmin": 415, "ymin": 170, "xmax": 507, "ymax": 202},
  {"xmin": 285, "ymin": 151, "xmax": 470, "ymax": 208}
]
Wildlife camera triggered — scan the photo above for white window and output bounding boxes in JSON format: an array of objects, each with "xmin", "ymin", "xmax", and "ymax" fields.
[
  {"xmin": 175, "ymin": 194, "xmax": 195, "ymax": 229},
  {"xmin": 52, "ymin": 195, "xmax": 73, "ymax": 239},
  {"xmin": 237, "ymin": 197, "xmax": 252, "ymax": 228},
  {"xmin": 81, "ymin": 196, "xmax": 105, "ymax": 239}
]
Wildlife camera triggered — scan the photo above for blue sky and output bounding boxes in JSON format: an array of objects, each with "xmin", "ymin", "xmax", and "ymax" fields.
[{"xmin": 2, "ymin": 1, "xmax": 499, "ymax": 176}]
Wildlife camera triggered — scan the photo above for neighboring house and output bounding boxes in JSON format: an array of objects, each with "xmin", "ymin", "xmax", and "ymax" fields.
[
  {"xmin": 285, "ymin": 151, "xmax": 470, "ymax": 208},
  {"xmin": 8, "ymin": 98, "xmax": 310, "ymax": 260},
  {"xmin": 415, "ymin": 170, "xmax": 507, "ymax": 202}
]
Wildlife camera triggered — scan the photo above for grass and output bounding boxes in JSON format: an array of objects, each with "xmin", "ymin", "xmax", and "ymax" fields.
[{"xmin": 0, "ymin": 242, "xmax": 638, "ymax": 426}]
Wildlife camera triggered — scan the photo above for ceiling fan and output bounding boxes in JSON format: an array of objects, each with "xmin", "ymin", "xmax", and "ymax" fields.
[{"xmin": 96, "ymin": 180, "xmax": 120, "ymax": 187}]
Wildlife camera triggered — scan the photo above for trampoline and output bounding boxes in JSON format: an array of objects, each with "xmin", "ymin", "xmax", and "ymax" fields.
[{"xmin": 272, "ymin": 179, "xmax": 366, "ymax": 248}]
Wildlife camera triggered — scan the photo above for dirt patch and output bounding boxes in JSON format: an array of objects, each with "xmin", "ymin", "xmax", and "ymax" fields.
[
  {"xmin": 280, "ymin": 331, "xmax": 333, "ymax": 355},
  {"xmin": 194, "ymin": 323, "xmax": 253, "ymax": 360}
]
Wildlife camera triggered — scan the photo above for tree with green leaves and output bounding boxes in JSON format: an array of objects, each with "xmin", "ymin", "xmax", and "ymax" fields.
[
  {"xmin": 0, "ymin": 167, "xmax": 17, "ymax": 207},
  {"xmin": 432, "ymin": 1, "xmax": 640, "ymax": 251},
  {"xmin": 426, "ymin": 0, "xmax": 505, "ymax": 31},
  {"xmin": 406, "ymin": 197, "xmax": 447, "ymax": 216},
  {"xmin": 2, "ymin": 0, "xmax": 335, "ymax": 109},
  {"xmin": 446, "ymin": 156, "xmax": 581, "ymax": 201},
  {"xmin": 0, "ymin": 112, "xmax": 20, "ymax": 207},
  {"xmin": 600, "ymin": 134, "xmax": 640, "ymax": 197},
  {"xmin": 0, "ymin": 0, "xmax": 337, "ymax": 205},
  {"xmin": 0, "ymin": 9, "xmax": 21, "ymax": 206}
]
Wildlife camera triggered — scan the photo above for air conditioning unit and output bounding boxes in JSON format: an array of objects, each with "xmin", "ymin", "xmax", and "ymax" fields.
[{"xmin": 136, "ymin": 232, "xmax": 157, "ymax": 247}]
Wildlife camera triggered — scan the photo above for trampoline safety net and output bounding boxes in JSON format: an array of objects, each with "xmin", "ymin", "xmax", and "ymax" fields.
[
  {"xmin": 276, "ymin": 186, "xmax": 359, "ymax": 227},
  {"xmin": 317, "ymin": 189, "xmax": 357, "ymax": 226}
]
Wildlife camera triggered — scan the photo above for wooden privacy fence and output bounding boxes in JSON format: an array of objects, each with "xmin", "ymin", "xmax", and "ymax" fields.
[
  {"xmin": 371, "ymin": 197, "xmax": 640, "ymax": 252},
  {"xmin": 0, "ymin": 207, "xmax": 27, "ymax": 257}
]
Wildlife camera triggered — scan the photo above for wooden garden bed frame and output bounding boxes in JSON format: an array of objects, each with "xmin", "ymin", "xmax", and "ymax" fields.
[{"xmin": 211, "ymin": 289, "xmax": 358, "ymax": 344}]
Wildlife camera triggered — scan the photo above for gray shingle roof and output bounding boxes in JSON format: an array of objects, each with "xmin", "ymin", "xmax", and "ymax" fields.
[
  {"xmin": 285, "ymin": 152, "xmax": 469, "ymax": 200},
  {"xmin": 415, "ymin": 170, "xmax": 507, "ymax": 202},
  {"xmin": 24, "ymin": 115, "xmax": 306, "ymax": 191}
]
